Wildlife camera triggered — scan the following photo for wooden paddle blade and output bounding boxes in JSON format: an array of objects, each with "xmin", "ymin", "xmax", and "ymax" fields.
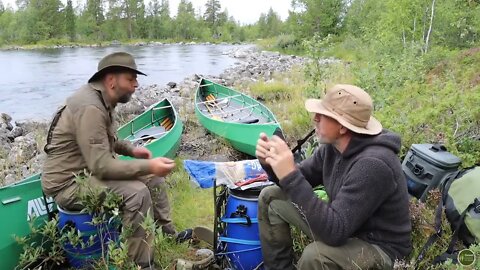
[{"xmin": 193, "ymin": 226, "xmax": 214, "ymax": 246}]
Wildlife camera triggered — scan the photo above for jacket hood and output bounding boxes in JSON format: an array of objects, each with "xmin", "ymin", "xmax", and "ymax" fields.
[{"xmin": 343, "ymin": 129, "xmax": 401, "ymax": 158}]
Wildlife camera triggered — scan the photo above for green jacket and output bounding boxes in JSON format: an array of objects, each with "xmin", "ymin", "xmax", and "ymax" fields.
[{"xmin": 41, "ymin": 82, "xmax": 150, "ymax": 197}]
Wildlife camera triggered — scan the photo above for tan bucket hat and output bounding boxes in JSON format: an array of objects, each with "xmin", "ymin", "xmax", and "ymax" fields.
[
  {"xmin": 305, "ymin": 84, "xmax": 382, "ymax": 135},
  {"xmin": 88, "ymin": 52, "xmax": 147, "ymax": 83}
]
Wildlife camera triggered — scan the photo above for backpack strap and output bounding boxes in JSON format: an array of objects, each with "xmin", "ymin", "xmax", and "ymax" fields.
[
  {"xmin": 430, "ymin": 201, "xmax": 476, "ymax": 265},
  {"xmin": 44, "ymin": 105, "xmax": 66, "ymax": 154},
  {"xmin": 415, "ymin": 198, "xmax": 444, "ymax": 268},
  {"xmin": 414, "ymin": 169, "xmax": 465, "ymax": 268}
]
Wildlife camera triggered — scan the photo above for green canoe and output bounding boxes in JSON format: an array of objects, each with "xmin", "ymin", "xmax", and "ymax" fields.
[
  {"xmin": 194, "ymin": 78, "xmax": 282, "ymax": 156},
  {"xmin": 0, "ymin": 173, "xmax": 54, "ymax": 270},
  {"xmin": 0, "ymin": 98, "xmax": 182, "ymax": 269},
  {"xmin": 117, "ymin": 98, "xmax": 183, "ymax": 159}
]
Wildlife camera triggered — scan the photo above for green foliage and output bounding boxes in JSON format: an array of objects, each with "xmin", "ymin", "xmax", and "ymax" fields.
[
  {"xmin": 274, "ymin": 34, "xmax": 301, "ymax": 53},
  {"xmin": 203, "ymin": 0, "xmax": 221, "ymax": 37},
  {"xmin": 16, "ymin": 172, "xmax": 135, "ymax": 269},
  {"xmin": 290, "ymin": 0, "xmax": 344, "ymax": 39},
  {"xmin": 16, "ymin": 216, "xmax": 67, "ymax": 270},
  {"xmin": 257, "ymin": 8, "xmax": 284, "ymax": 38},
  {"xmin": 175, "ymin": 0, "xmax": 199, "ymax": 40},
  {"xmin": 65, "ymin": 0, "xmax": 75, "ymax": 42},
  {"xmin": 249, "ymin": 80, "xmax": 292, "ymax": 100}
]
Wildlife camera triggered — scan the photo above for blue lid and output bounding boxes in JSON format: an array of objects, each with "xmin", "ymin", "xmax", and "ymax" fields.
[{"xmin": 410, "ymin": 144, "xmax": 462, "ymax": 169}]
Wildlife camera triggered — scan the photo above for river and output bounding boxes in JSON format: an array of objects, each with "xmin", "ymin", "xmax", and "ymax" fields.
[{"xmin": 0, "ymin": 43, "xmax": 248, "ymax": 121}]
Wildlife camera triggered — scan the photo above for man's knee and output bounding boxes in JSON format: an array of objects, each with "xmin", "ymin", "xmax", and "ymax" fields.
[
  {"xmin": 120, "ymin": 181, "xmax": 152, "ymax": 213},
  {"xmin": 259, "ymin": 185, "xmax": 286, "ymax": 206},
  {"xmin": 298, "ymin": 242, "xmax": 333, "ymax": 269}
]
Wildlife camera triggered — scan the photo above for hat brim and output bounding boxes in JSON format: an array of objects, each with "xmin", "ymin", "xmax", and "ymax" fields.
[
  {"xmin": 305, "ymin": 99, "xmax": 382, "ymax": 135},
  {"xmin": 88, "ymin": 65, "xmax": 147, "ymax": 83}
]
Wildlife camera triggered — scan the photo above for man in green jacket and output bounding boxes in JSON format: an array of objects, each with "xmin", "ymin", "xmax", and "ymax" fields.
[
  {"xmin": 42, "ymin": 52, "xmax": 185, "ymax": 269},
  {"xmin": 256, "ymin": 84, "xmax": 412, "ymax": 269}
]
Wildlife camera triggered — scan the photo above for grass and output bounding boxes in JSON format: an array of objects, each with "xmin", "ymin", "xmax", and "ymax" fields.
[{"xmin": 153, "ymin": 160, "xmax": 214, "ymax": 269}]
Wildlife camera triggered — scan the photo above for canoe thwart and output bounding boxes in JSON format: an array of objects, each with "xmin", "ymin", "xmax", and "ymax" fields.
[{"xmin": 152, "ymin": 105, "xmax": 173, "ymax": 111}]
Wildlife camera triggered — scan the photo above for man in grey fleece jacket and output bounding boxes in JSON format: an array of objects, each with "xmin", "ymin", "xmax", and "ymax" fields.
[{"xmin": 256, "ymin": 84, "xmax": 412, "ymax": 270}]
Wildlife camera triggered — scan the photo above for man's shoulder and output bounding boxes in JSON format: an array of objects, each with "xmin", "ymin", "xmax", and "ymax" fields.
[{"xmin": 66, "ymin": 84, "xmax": 105, "ymax": 112}]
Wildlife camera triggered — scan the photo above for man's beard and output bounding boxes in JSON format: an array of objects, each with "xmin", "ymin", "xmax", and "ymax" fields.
[
  {"xmin": 118, "ymin": 93, "xmax": 132, "ymax": 103},
  {"xmin": 114, "ymin": 85, "xmax": 132, "ymax": 104}
]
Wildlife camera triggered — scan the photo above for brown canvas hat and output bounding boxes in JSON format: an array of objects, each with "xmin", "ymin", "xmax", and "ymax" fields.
[
  {"xmin": 88, "ymin": 52, "xmax": 147, "ymax": 83},
  {"xmin": 305, "ymin": 84, "xmax": 382, "ymax": 135}
]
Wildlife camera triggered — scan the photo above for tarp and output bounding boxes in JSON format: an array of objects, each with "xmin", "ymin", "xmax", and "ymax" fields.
[{"xmin": 183, "ymin": 159, "xmax": 273, "ymax": 189}]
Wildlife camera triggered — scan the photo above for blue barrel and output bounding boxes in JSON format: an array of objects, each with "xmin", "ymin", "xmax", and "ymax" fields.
[
  {"xmin": 57, "ymin": 207, "xmax": 120, "ymax": 268},
  {"xmin": 220, "ymin": 189, "xmax": 263, "ymax": 270}
]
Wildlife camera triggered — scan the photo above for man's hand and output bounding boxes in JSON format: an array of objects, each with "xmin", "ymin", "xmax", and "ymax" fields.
[
  {"xmin": 149, "ymin": 157, "xmax": 175, "ymax": 176},
  {"xmin": 264, "ymin": 135, "xmax": 296, "ymax": 180},
  {"xmin": 255, "ymin": 132, "xmax": 271, "ymax": 166},
  {"xmin": 132, "ymin": 147, "xmax": 152, "ymax": 159}
]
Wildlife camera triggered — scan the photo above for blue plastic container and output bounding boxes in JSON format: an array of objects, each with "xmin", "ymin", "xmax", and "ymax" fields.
[
  {"xmin": 57, "ymin": 207, "xmax": 120, "ymax": 268},
  {"xmin": 220, "ymin": 189, "xmax": 263, "ymax": 270}
]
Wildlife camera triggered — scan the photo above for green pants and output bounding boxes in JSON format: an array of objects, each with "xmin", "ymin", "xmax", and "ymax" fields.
[
  {"xmin": 258, "ymin": 186, "xmax": 393, "ymax": 270},
  {"xmin": 54, "ymin": 175, "xmax": 172, "ymax": 270}
]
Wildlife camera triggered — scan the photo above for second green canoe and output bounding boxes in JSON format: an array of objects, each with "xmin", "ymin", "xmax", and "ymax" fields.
[
  {"xmin": 117, "ymin": 98, "xmax": 183, "ymax": 159},
  {"xmin": 195, "ymin": 78, "xmax": 282, "ymax": 157}
]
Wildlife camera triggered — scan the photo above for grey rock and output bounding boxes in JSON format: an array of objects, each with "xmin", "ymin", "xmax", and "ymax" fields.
[
  {"xmin": 167, "ymin": 82, "xmax": 177, "ymax": 88},
  {"xmin": 8, "ymin": 126, "xmax": 23, "ymax": 140},
  {"xmin": 14, "ymin": 120, "xmax": 48, "ymax": 134},
  {"xmin": 4, "ymin": 174, "xmax": 16, "ymax": 186},
  {"xmin": 8, "ymin": 134, "xmax": 38, "ymax": 163},
  {"xmin": 1, "ymin": 112, "xmax": 12, "ymax": 124}
]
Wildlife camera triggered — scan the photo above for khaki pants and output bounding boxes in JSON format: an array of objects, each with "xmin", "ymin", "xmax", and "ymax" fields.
[
  {"xmin": 54, "ymin": 175, "xmax": 172, "ymax": 269},
  {"xmin": 258, "ymin": 186, "xmax": 393, "ymax": 270}
]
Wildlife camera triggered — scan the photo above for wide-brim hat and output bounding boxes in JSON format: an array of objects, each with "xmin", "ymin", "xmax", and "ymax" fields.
[
  {"xmin": 305, "ymin": 84, "xmax": 382, "ymax": 135},
  {"xmin": 88, "ymin": 52, "xmax": 147, "ymax": 83}
]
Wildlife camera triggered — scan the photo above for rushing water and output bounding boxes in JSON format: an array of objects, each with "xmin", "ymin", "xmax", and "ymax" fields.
[{"xmin": 0, "ymin": 44, "xmax": 247, "ymax": 121}]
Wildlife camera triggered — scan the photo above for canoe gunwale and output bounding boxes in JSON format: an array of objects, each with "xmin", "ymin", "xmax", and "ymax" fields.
[
  {"xmin": 195, "ymin": 79, "xmax": 280, "ymax": 125},
  {"xmin": 117, "ymin": 98, "xmax": 181, "ymax": 149}
]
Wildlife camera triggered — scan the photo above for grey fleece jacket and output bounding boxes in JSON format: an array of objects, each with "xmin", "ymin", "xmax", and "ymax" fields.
[{"xmin": 267, "ymin": 129, "xmax": 412, "ymax": 260}]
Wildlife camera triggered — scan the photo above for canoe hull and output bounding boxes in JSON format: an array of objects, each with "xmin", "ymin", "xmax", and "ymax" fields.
[
  {"xmin": 195, "ymin": 78, "xmax": 281, "ymax": 157},
  {"xmin": 117, "ymin": 98, "xmax": 183, "ymax": 159},
  {"xmin": 0, "ymin": 173, "xmax": 52, "ymax": 270}
]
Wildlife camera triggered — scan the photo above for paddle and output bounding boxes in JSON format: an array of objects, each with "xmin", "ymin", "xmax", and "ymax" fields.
[{"xmin": 273, "ymin": 127, "xmax": 315, "ymax": 151}]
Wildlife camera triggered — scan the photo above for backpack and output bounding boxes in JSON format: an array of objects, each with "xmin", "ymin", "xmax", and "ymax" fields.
[{"xmin": 416, "ymin": 166, "xmax": 480, "ymax": 266}]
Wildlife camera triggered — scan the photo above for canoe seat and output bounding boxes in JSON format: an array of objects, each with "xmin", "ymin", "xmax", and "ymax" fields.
[{"xmin": 161, "ymin": 117, "xmax": 174, "ymax": 131}]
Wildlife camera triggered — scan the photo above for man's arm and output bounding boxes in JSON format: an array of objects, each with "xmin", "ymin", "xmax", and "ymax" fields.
[
  {"xmin": 114, "ymin": 139, "xmax": 135, "ymax": 157},
  {"xmin": 297, "ymin": 147, "xmax": 324, "ymax": 187},
  {"xmin": 75, "ymin": 105, "xmax": 151, "ymax": 180},
  {"xmin": 280, "ymin": 157, "xmax": 395, "ymax": 246},
  {"xmin": 262, "ymin": 148, "xmax": 324, "ymax": 186}
]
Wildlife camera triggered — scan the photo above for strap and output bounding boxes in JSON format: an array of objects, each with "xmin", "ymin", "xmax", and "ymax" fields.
[
  {"xmin": 446, "ymin": 202, "xmax": 475, "ymax": 253},
  {"xmin": 415, "ymin": 197, "xmax": 444, "ymax": 267},
  {"xmin": 429, "ymin": 203, "xmax": 475, "ymax": 265},
  {"xmin": 229, "ymin": 204, "xmax": 252, "ymax": 226},
  {"xmin": 44, "ymin": 105, "xmax": 66, "ymax": 154}
]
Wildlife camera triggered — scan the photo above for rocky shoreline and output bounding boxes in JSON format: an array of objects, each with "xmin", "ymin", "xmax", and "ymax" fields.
[
  {"xmin": 1, "ymin": 40, "xmax": 244, "ymax": 51},
  {"xmin": 0, "ymin": 46, "xmax": 338, "ymax": 186}
]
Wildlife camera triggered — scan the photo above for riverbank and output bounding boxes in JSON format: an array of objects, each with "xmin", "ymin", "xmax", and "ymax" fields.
[
  {"xmin": 0, "ymin": 40, "xmax": 246, "ymax": 51},
  {"xmin": 1, "ymin": 46, "xmax": 336, "ymax": 186}
]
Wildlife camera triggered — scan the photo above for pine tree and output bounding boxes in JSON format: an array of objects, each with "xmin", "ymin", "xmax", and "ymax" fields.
[{"xmin": 65, "ymin": 0, "xmax": 75, "ymax": 41}]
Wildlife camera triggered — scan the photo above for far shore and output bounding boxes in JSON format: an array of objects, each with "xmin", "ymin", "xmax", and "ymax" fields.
[{"xmin": 0, "ymin": 40, "xmax": 250, "ymax": 51}]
